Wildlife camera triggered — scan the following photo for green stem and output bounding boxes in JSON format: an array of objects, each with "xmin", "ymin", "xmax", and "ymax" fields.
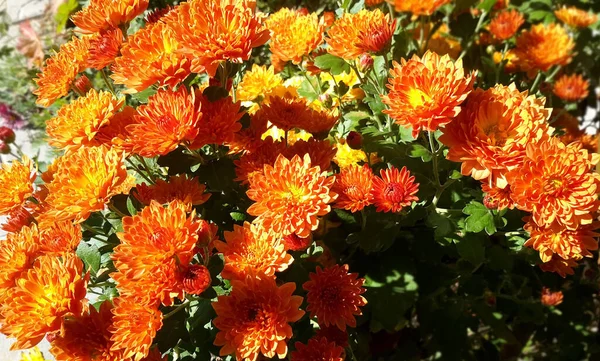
[
  {"xmin": 100, "ymin": 69, "xmax": 116, "ymax": 95},
  {"xmin": 529, "ymin": 71, "xmax": 543, "ymax": 94},
  {"xmin": 427, "ymin": 131, "xmax": 441, "ymax": 187},
  {"xmin": 495, "ymin": 42, "xmax": 510, "ymax": 84},
  {"xmin": 108, "ymin": 203, "xmax": 128, "ymax": 218},
  {"xmin": 458, "ymin": 10, "xmax": 488, "ymax": 61},
  {"xmin": 134, "ymin": 155, "xmax": 157, "ymax": 182},
  {"xmin": 164, "ymin": 300, "xmax": 190, "ymax": 320},
  {"xmin": 126, "ymin": 158, "xmax": 154, "ymax": 185},
  {"xmin": 544, "ymin": 65, "xmax": 562, "ymax": 84},
  {"xmin": 302, "ymin": 72, "xmax": 320, "ymax": 95}
]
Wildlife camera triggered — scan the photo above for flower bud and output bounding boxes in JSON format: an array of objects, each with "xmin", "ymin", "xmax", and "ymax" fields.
[
  {"xmin": 346, "ymin": 131, "xmax": 363, "ymax": 149},
  {"xmin": 0, "ymin": 126, "xmax": 15, "ymax": 144},
  {"xmin": 182, "ymin": 264, "xmax": 211, "ymax": 295},
  {"xmin": 0, "ymin": 142, "xmax": 9, "ymax": 154},
  {"xmin": 358, "ymin": 53, "xmax": 374, "ymax": 73},
  {"xmin": 73, "ymin": 75, "xmax": 93, "ymax": 95}
]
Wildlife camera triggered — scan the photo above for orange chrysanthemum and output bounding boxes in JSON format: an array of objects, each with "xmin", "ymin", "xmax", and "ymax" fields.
[
  {"xmin": 93, "ymin": 106, "xmax": 137, "ymax": 152},
  {"xmin": 1, "ymin": 206, "xmax": 35, "ymax": 233},
  {"xmin": 0, "ymin": 155, "xmax": 35, "ymax": 216},
  {"xmin": 515, "ymin": 23, "xmax": 574, "ymax": 72},
  {"xmin": 282, "ymin": 233, "xmax": 313, "ymax": 251},
  {"xmin": 191, "ymin": 94, "xmax": 243, "ymax": 148},
  {"xmin": 440, "ymin": 84, "xmax": 552, "ymax": 188},
  {"xmin": 507, "ymin": 138, "xmax": 600, "ymax": 230},
  {"xmin": 182, "ymin": 264, "xmax": 211, "ymax": 295},
  {"xmin": 126, "ymin": 87, "xmax": 201, "ymax": 157},
  {"xmin": 236, "ymin": 65, "xmax": 283, "ymax": 102},
  {"xmin": 266, "ymin": 8, "xmax": 325, "ymax": 64},
  {"xmin": 215, "ymin": 222, "xmax": 293, "ymax": 280},
  {"xmin": 133, "ymin": 175, "xmax": 210, "ymax": 210},
  {"xmin": 247, "ymin": 154, "xmax": 337, "ymax": 238},
  {"xmin": 539, "ymin": 254, "xmax": 578, "ymax": 278},
  {"xmin": 0, "ymin": 254, "xmax": 88, "ymax": 350},
  {"xmin": 46, "ymin": 89, "xmax": 124, "ymax": 152},
  {"xmin": 553, "ymin": 74, "xmax": 589, "ymax": 102},
  {"xmin": 561, "ymin": 132, "xmax": 598, "ymax": 154},
  {"xmin": 291, "ymin": 337, "xmax": 344, "ymax": 361},
  {"xmin": 390, "ymin": 0, "xmax": 451, "ymax": 16},
  {"xmin": 524, "ymin": 220, "xmax": 599, "ymax": 263},
  {"xmin": 111, "ymin": 21, "xmax": 191, "ymax": 93},
  {"xmin": 88, "ymin": 28, "xmax": 123, "ymax": 70},
  {"xmin": 489, "ymin": 9, "xmax": 524, "ymax": 40},
  {"xmin": 482, "ymin": 183, "xmax": 514, "ymax": 210},
  {"xmin": 109, "ymin": 297, "xmax": 163, "ymax": 361},
  {"xmin": 326, "ymin": 9, "xmax": 396, "ymax": 60},
  {"xmin": 71, "ymin": 0, "xmax": 149, "ymax": 34},
  {"xmin": 371, "ymin": 166, "xmax": 419, "ymax": 213},
  {"xmin": 212, "ymin": 275, "xmax": 305, "ymax": 361},
  {"xmin": 163, "ymin": 0, "xmax": 270, "ymax": 76},
  {"xmin": 303, "ymin": 264, "xmax": 366, "ymax": 330},
  {"xmin": 382, "ymin": 51, "xmax": 475, "ymax": 137},
  {"xmin": 0, "ymin": 225, "xmax": 39, "ymax": 301},
  {"xmin": 541, "ymin": 287, "xmax": 564, "ymax": 306},
  {"xmin": 34, "ymin": 36, "xmax": 90, "ymax": 107},
  {"xmin": 39, "ymin": 221, "xmax": 82, "ymax": 257},
  {"xmin": 555, "ymin": 6, "xmax": 598, "ymax": 28},
  {"xmin": 332, "ymin": 164, "xmax": 374, "ymax": 212},
  {"xmin": 112, "ymin": 200, "xmax": 201, "ymax": 305},
  {"xmin": 285, "ymin": 139, "xmax": 337, "ymax": 172},
  {"xmin": 234, "ymin": 137, "xmax": 287, "ymax": 184}
]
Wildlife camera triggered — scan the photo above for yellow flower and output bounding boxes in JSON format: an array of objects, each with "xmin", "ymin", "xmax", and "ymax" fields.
[{"xmin": 236, "ymin": 64, "xmax": 283, "ymax": 102}]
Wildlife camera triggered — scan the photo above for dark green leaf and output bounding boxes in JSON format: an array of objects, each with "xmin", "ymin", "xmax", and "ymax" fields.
[
  {"xmin": 76, "ymin": 243, "xmax": 101, "ymax": 275},
  {"xmin": 477, "ymin": 0, "xmax": 497, "ymax": 12},
  {"xmin": 455, "ymin": 234, "xmax": 485, "ymax": 265}
]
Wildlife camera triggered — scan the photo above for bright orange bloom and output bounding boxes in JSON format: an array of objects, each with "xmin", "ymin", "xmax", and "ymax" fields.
[
  {"xmin": 0, "ymin": 225, "xmax": 39, "ymax": 301},
  {"xmin": 492, "ymin": 49, "xmax": 519, "ymax": 73},
  {"xmin": 126, "ymin": 87, "xmax": 201, "ymax": 157},
  {"xmin": 539, "ymin": 255, "xmax": 577, "ymax": 278},
  {"xmin": 382, "ymin": 51, "xmax": 475, "ymax": 137},
  {"xmin": 0, "ymin": 254, "xmax": 88, "ymax": 349},
  {"xmin": 332, "ymin": 164, "xmax": 374, "ymax": 212},
  {"xmin": 163, "ymin": 0, "xmax": 270, "ymax": 76},
  {"xmin": 213, "ymin": 275, "xmax": 305, "ymax": 361},
  {"xmin": 112, "ymin": 200, "xmax": 201, "ymax": 305},
  {"xmin": 440, "ymin": 84, "xmax": 552, "ymax": 188},
  {"xmin": 182, "ymin": 264, "xmax": 211, "ymax": 295},
  {"xmin": 39, "ymin": 221, "xmax": 82, "ymax": 256},
  {"xmin": 0, "ymin": 155, "xmax": 35, "ymax": 216},
  {"xmin": 285, "ymin": 139, "xmax": 337, "ymax": 172},
  {"xmin": 541, "ymin": 287, "xmax": 564, "ymax": 306},
  {"xmin": 190, "ymin": 94, "xmax": 243, "ymax": 148},
  {"xmin": 482, "ymin": 183, "xmax": 514, "ymax": 210},
  {"xmin": 215, "ymin": 222, "xmax": 293, "ymax": 280},
  {"xmin": 71, "ymin": 0, "xmax": 149, "ymax": 34},
  {"xmin": 111, "ymin": 21, "xmax": 191, "ymax": 93},
  {"xmin": 1, "ymin": 206, "xmax": 35, "ymax": 233},
  {"xmin": 327, "ymin": 9, "xmax": 396, "ymax": 60},
  {"xmin": 34, "ymin": 36, "xmax": 90, "ymax": 107},
  {"xmin": 133, "ymin": 175, "xmax": 210, "ymax": 210},
  {"xmin": 553, "ymin": 74, "xmax": 589, "ymax": 102},
  {"xmin": 46, "ymin": 89, "xmax": 124, "ymax": 152},
  {"xmin": 94, "ymin": 106, "xmax": 137, "ymax": 152},
  {"xmin": 561, "ymin": 132, "xmax": 598, "ymax": 154},
  {"xmin": 303, "ymin": 264, "xmax": 366, "ymax": 330},
  {"xmin": 282, "ymin": 233, "xmax": 313, "ymax": 251},
  {"xmin": 88, "ymin": 28, "xmax": 123, "ymax": 70},
  {"xmin": 266, "ymin": 8, "xmax": 325, "ymax": 64},
  {"xmin": 489, "ymin": 9, "xmax": 524, "ymax": 40},
  {"xmin": 371, "ymin": 166, "xmax": 419, "ymax": 213},
  {"xmin": 507, "ymin": 138, "xmax": 600, "ymax": 230},
  {"xmin": 291, "ymin": 337, "xmax": 344, "ymax": 361},
  {"xmin": 515, "ymin": 23, "xmax": 574, "ymax": 72},
  {"xmin": 109, "ymin": 297, "xmax": 163, "ymax": 361},
  {"xmin": 555, "ymin": 6, "xmax": 598, "ymax": 28},
  {"xmin": 247, "ymin": 154, "xmax": 337, "ymax": 238},
  {"xmin": 236, "ymin": 65, "xmax": 283, "ymax": 102},
  {"xmin": 390, "ymin": 0, "xmax": 451, "ymax": 15},
  {"xmin": 234, "ymin": 137, "xmax": 287, "ymax": 184},
  {"xmin": 524, "ymin": 220, "xmax": 599, "ymax": 263}
]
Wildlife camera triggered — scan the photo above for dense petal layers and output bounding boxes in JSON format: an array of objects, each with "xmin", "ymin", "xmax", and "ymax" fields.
[
  {"xmin": 332, "ymin": 164, "xmax": 374, "ymax": 212},
  {"xmin": 72, "ymin": 0, "xmax": 149, "ymax": 34},
  {"xmin": 0, "ymin": 156, "xmax": 35, "ymax": 216},
  {"xmin": 266, "ymin": 8, "xmax": 324, "ymax": 64},
  {"xmin": 515, "ymin": 23, "xmax": 574, "ymax": 72},
  {"xmin": 371, "ymin": 166, "xmax": 419, "ymax": 213}
]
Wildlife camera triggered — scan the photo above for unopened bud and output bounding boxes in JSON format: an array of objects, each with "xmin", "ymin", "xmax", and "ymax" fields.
[
  {"xmin": 358, "ymin": 53, "xmax": 374, "ymax": 73},
  {"xmin": 73, "ymin": 75, "xmax": 93, "ymax": 95},
  {"xmin": 322, "ymin": 11, "xmax": 336, "ymax": 28},
  {"xmin": 346, "ymin": 131, "xmax": 363, "ymax": 150},
  {"xmin": 0, "ymin": 142, "xmax": 9, "ymax": 154},
  {"xmin": 0, "ymin": 126, "xmax": 15, "ymax": 144},
  {"xmin": 182, "ymin": 264, "xmax": 212, "ymax": 295}
]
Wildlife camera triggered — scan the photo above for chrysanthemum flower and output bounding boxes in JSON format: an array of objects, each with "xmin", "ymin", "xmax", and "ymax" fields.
[
  {"xmin": 0, "ymin": 254, "xmax": 88, "ymax": 349},
  {"xmin": 87, "ymin": 28, "xmax": 123, "ymax": 70},
  {"xmin": 489, "ymin": 9, "xmax": 524, "ymax": 40},
  {"xmin": 553, "ymin": 74, "xmax": 589, "ymax": 102},
  {"xmin": 163, "ymin": 0, "xmax": 270, "ymax": 76},
  {"xmin": 524, "ymin": 220, "xmax": 599, "ymax": 263},
  {"xmin": 492, "ymin": 49, "xmax": 519, "ymax": 73},
  {"xmin": 112, "ymin": 200, "xmax": 201, "ymax": 305},
  {"xmin": 382, "ymin": 51, "xmax": 475, "ymax": 137},
  {"xmin": 126, "ymin": 87, "xmax": 201, "ymax": 157},
  {"xmin": 333, "ymin": 141, "xmax": 377, "ymax": 168},
  {"xmin": 72, "ymin": 74, "xmax": 93, "ymax": 95},
  {"xmin": 94, "ymin": 106, "xmax": 137, "ymax": 152},
  {"xmin": 133, "ymin": 175, "xmax": 210, "ymax": 210},
  {"xmin": 19, "ymin": 347, "xmax": 45, "ymax": 361},
  {"xmin": 0, "ymin": 225, "xmax": 39, "ymax": 301},
  {"xmin": 303, "ymin": 264, "xmax": 366, "ymax": 330},
  {"xmin": 34, "ymin": 36, "xmax": 90, "ymax": 107},
  {"xmin": 182, "ymin": 264, "xmax": 211, "ymax": 295},
  {"xmin": 541, "ymin": 288, "xmax": 564, "ymax": 306},
  {"xmin": 515, "ymin": 23, "xmax": 574, "ymax": 72},
  {"xmin": 327, "ymin": 9, "xmax": 396, "ymax": 60},
  {"xmin": 247, "ymin": 154, "xmax": 337, "ymax": 238},
  {"xmin": 507, "ymin": 138, "xmax": 600, "ymax": 230},
  {"xmin": 259, "ymin": 92, "xmax": 312, "ymax": 132},
  {"xmin": 39, "ymin": 221, "xmax": 82, "ymax": 257},
  {"xmin": 236, "ymin": 65, "xmax": 283, "ymax": 102},
  {"xmin": 561, "ymin": 132, "xmax": 598, "ymax": 154},
  {"xmin": 282, "ymin": 233, "xmax": 313, "ymax": 251},
  {"xmin": 266, "ymin": 8, "xmax": 325, "ymax": 64},
  {"xmin": 440, "ymin": 84, "xmax": 552, "ymax": 188},
  {"xmin": 71, "ymin": 0, "xmax": 149, "ymax": 34},
  {"xmin": 315, "ymin": 325, "xmax": 349, "ymax": 348},
  {"xmin": 371, "ymin": 166, "xmax": 419, "ymax": 213},
  {"xmin": 234, "ymin": 137, "xmax": 287, "ymax": 184},
  {"xmin": 539, "ymin": 255, "xmax": 577, "ymax": 278},
  {"xmin": 215, "ymin": 222, "xmax": 293, "ymax": 280},
  {"xmin": 482, "ymin": 183, "xmax": 514, "ymax": 210},
  {"xmin": 1, "ymin": 206, "xmax": 35, "ymax": 233},
  {"xmin": 285, "ymin": 139, "xmax": 337, "ymax": 172},
  {"xmin": 111, "ymin": 21, "xmax": 191, "ymax": 93},
  {"xmin": 555, "ymin": 6, "xmax": 598, "ymax": 28},
  {"xmin": 332, "ymin": 164, "xmax": 374, "ymax": 212},
  {"xmin": 212, "ymin": 275, "xmax": 305, "ymax": 361},
  {"xmin": 190, "ymin": 94, "xmax": 243, "ymax": 148},
  {"xmin": 390, "ymin": 0, "xmax": 451, "ymax": 15},
  {"xmin": 46, "ymin": 89, "xmax": 124, "ymax": 152},
  {"xmin": 0, "ymin": 155, "xmax": 35, "ymax": 216},
  {"xmin": 291, "ymin": 337, "xmax": 344, "ymax": 361}
]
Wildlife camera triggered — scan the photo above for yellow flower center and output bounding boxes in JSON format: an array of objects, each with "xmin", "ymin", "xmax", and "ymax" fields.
[{"xmin": 407, "ymin": 88, "xmax": 433, "ymax": 108}]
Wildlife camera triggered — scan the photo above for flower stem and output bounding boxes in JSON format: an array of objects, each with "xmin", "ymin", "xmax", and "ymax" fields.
[
  {"xmin": 100, "ymin": 69, "xmax": 116, "ymax": 95},
  {"xmin": 164, "ymin": 300, "xmax": 190, "ymax": 320}
]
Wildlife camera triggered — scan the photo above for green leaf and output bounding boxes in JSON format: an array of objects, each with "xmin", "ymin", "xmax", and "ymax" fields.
[
  {"xmin": 230, "ymin": 211, "xmax": 246, "ymax": 222},
  {"xmin": 408, "ymin": 144, "xmax": 432, "ymax": 162},
  {"xmin": 126, "ymin": 196, "xmax": 139, "ymax": 216},
  {"xmin": 463, "ymin": 201, "xmax": 496, "ymax": 235},
  {"xmin": 297, "ymin": 78, "xmax": 319, "ymax": 102},
  {"xmin": 129, "ymin": 87, "xmax": 156, "ymax": 104},
  {"xmin": 55, "ymin": 0, "xmax": 79, "ymax": 33},
  {"xmin": 314, "ymin": 54, "xmax": 351, "ymax": 75},
  {"xmin": 477, "ymin": 0, "xmax": 497, "ymax": 12},
  {"xmin": 455, "ymin": 234, "xmax": 485, "ymax": 265},
  {"xmin": 76, "ymin": 243, "xmax": 101, "ymax": 275}
]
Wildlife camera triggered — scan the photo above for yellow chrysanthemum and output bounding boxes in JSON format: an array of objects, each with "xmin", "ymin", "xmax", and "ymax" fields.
[
  {"xmin": 236, "ymin": 65, "xmax": 283, "ymax": 102},
  {"xmin": 554, "ymin": 6, "xmax": 598, "ymax": 28}
]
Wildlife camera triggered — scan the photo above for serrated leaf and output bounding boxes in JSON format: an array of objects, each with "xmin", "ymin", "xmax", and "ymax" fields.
[
  {"xmin": 314, "ymin": 54, "xmax": 351, "ymax": 75},
  {"xmin": 463, "ymin": 201, "xmax": 496, "ymax": 235},
  {"xmin": 408, "ymin": 144, "xmax": 432, "ymax": 162},
  {"xmin": 76, "ymin": 243, "xmax": 101, "ymax": 275}
]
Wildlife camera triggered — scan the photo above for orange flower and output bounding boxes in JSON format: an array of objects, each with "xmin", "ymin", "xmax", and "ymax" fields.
[
  {"xmin": 332, "ymin": 164, "xmax": 374, "ymax": 212},
  {"xmin": 112, "ymin": 200, "xmax": 201, "ymax": 305},
  {"xmin": 524, "ymin": 220, "xmax": 598, "ymax": 263},
  {"xmin": 553, "ymin": 74, "xmax": 589, "ymax": 102},
  {"xmin": 164, "ymin": 0, "xmax": 270, "ymax": 76},
  {"xmin": 234, "ymin": 137, "xmax": 287, "ymax": 184},
  {"xmin": 0, "ymin": 155, "xmax": 35, "ymax": 216},
  {"xmin": 126, "ymin": 87, "xmax": 201, "ymax": 157},
  {"xmin": 561, "ymin": 132, "xmax": 598, "ymax": 154},
  {"xmin": 111, "ymin": 21, "xmax": 191, "ymax": 93},
  {"xmin": 0, "ymin": 254, "xmax": 88, "ymax": 350},
  {"xmin": 133, "ymin": 175, "xmax": 210, "ymax": 210},
  {"xmin": 88, "ymin": 28, "xmax": 123, "ymax": 70},
  {"xmin": 190, "ymin": 94, "xmax": 243, "ymax": 148},
  {"xmin": 541, "ymin": 287, "xmax": 564, "ymax": 306},
  {"xmin": 109, "ymin": 297, "xmax": 163, "ymax": 361},
  {"xmin": 327, "ymin": 9, "xmax": 396, "ymax": 60},
  {"xmin": 390, "ymin": 0, "xmax": 451, "ymax": 15},
  {"xmin": 507, "ymin": 138, "xmax": 600, "ymax": 230},
  {"xmin": 71, "ymin": 0, "xmax": 149, "ymax": 34},
  {"xmin": 382, "ymin": 51, "xmax": 475, "ymax": 137},
  {"xmin": 539, "ymin": 254, "xmax": 577, "ymax": 278},
  {"xmin": 39, "ymin": 221, "xmax": 82, "ymax": 256},
  {"xmin": 0, "ymin": 225, "xmax": 39, "ymax": 301},
  {"xmin": 146, "ymin": 6, "xmax": 174, "ymax": 24},
  {"xmin": 236, "ymin": 65, "xmax": 283, "ymax": 102},
  {"xmin": 182, "ymin": 264, "xmax": 211, "ymax": 295},
  {"xmin": 440, "ymin": 84, "xmax": 551, "ymax": 188},
  {"xmin": 266, "ymin": 8, "xmax": 325, "ymax": 64},
  {"xmin": 492, "ymin": 49, "xmax": 519, "ymax": 73},
  {"xmin": 94, "ymin": 105, "xmax": 137, "ymax": 152},
  {"xmin": 371, "ymin": 166, "xmax": 419, "ymax": 213},
  {"xmin": 247, "ymin": 154, "xmax": 337, "ymax": 238},
  {"xmin": 34, "ymin": 36, "xmax": 90, "ymax": 107},
  {"xmin": 46, "ymin": 89, "xmax": 124, "ymax": 152},
  {"xmin": 215, "ymin": 222, "xmax": 293, "ymax": 280},
  {"xmin": 1, "ymin": 206, "xmax": 35, "ymax": 233},
  {"xmin": 285, "ymin": 139, "xmax": 337, "ymax": 172},
  {"xmin": 303, "ymin": 264, "xmax": 366, "ymax": 330},
  {"xmin": 291, "ymin": 337, "xmax": 344, "ymax": 361},
  {"xmin": 515, "ymin": 23, "xmax": 574, "ymax": 72},
  {"xmin": 212, "ymin": 275, "xmax": 304, "ymax": 361},
  {"xmin": 282, "ymin": 233, "xmax": 313, "ymax": 251},
  {"xmin": 489, "ymin": 9, "xmax": 524, "ymax": 40},
  {"xmin": 555, "ymin": 6, "xmax": 598, "ymax": 28},
  {"xmin": 482, "ymin": 183, "xmax": 514, "ymax": 210}
]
